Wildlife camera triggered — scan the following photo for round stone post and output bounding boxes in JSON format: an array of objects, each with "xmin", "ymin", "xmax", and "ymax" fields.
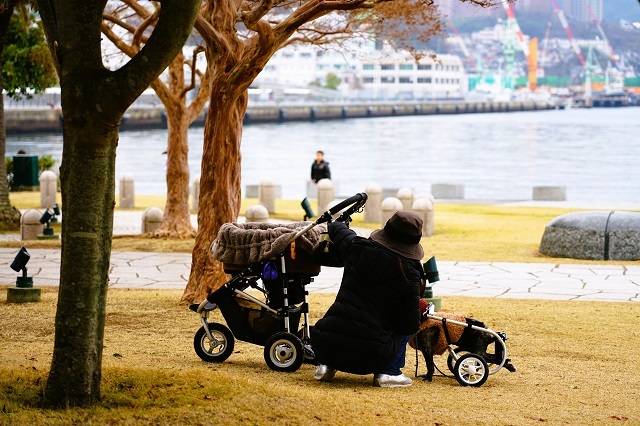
[
  {"xmin": 412, "ymin": 197, "xmax": 435, "ymax": 237},
  {"xmin": 20, "ymin": 209, "xmax": 44, "ymax": 240},
  {"xmin": 245, "ymin": 204, "xmax": 269, "ymax": 223},
  {"xmin": 191, "ymin": 175, "xmax": 200, "ymax": 212},
  {"xmin": 364, "ymin": 183, "xmax": 382, "ymax": 223},
  {"xmin": 39, "ymin": 170, "xmax": 57, "ymax": 208},
  {"xmin": 141, "ymin": 207, "xmax": 163, "ymax": 233},
  {"xmin": 119, "ymin": 174, "xmax": 135, "ymax": 209},
  {"xmin": 397, "ymin": 188, "xmax": 414, "ymax": 211},
  {"xmin": 381, "ymin": 197, "xmax": 403, "ymax": 226},
  {"xmin": 317, "ymin": 178, "xmax": 334, "ymax": 214},
  {"xmin": 259, "ymin": 180, "xmax": 276, "ymax": 213}
]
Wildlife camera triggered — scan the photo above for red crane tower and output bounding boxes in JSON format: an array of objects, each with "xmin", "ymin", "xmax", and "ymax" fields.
[{"xmin": 550, "ymin": 0, "xmax": 586, "ymax": 67}]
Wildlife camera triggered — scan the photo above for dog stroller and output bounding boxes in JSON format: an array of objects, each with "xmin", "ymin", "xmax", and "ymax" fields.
[
  {"xmin": 190, "ymin": 193, "xmax": 367, "ymax": 372},
  {"xmin": 421, "ymin": 312, "xmax": 516, "ymax": 387}
]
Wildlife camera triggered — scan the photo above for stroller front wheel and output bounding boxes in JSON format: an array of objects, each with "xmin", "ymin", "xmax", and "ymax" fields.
[
  {"xmin": 264, "ymin": 332, "xmax": 304, "ymax": 373},
  {"xmin": 194, "ymin": 322, "xmax": 235, "ymax": 363}
]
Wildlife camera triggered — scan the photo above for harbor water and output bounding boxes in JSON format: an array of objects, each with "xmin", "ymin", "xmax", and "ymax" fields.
[{"xmin": 6, "ymin": 107, "xmax": 640, "ymax": 202}]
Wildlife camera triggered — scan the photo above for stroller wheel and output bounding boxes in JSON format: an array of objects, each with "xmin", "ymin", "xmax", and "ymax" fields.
[
  {"xmin": 194, "ymin": 322, "xmax": 234, "ymax": 363},
  {"xmin": 264, "ymin": 332, "xmax": 304, "ymax": 373},
  {"xmin": 453, "ymin": 353, "xmax": 489, "ymax": 387}
]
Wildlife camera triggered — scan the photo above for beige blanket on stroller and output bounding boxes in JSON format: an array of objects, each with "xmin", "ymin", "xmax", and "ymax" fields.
[{"xmin": 211, "ymin": 222, "xmax": 327, "ymax": 265}]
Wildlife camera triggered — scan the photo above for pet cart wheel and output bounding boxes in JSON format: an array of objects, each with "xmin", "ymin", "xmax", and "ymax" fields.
[
  {"xmin": 453, "ymin": 353, "xmax": 489, "ymax": 387},
  {"xmin": 194, "ymin": 322, "xmax": 235, "ymax": 363},
  {"xmin": 447, "ymin": 349, "xmax": 470, "ymax": 373},
  {"xmin": 264, "ymin": 332, "xmax": 304, "ymax": 372}
]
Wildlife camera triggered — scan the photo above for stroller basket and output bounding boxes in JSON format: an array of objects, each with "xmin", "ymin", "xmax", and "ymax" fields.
[{"xmin": 216, "ymin": 293, "xmax": 301, "ymax": 346}]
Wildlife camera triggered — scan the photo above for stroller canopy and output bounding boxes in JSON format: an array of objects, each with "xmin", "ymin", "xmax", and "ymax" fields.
[{"xmin": 211, "ymin": 221, "xmax": 326, "ymax": 265}]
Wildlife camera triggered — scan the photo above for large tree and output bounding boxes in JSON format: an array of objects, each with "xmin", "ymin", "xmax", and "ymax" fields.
[
  {"xmin": 0, "ymin": 1, "xmax": 56, "ymax": 230},
  {"xmin": 36, "ymin": 0, "xmax": 199, "ymax": 407},
  {"xmin": 182, "ymin": 0, "xmax": 497, "ymax": 303},
  {"xmin": 101, "ymin": 1, "xmax": 211, "ymax": 238}
]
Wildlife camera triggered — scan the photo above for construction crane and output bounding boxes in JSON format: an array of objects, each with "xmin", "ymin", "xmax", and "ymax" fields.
[
  {"xmin": 502, "ymin": 2, "xmax": 530, "ymax": 59},
  {"xmin": 447, "ymin": 21, "xmax": 477, "ymax": 72},
  {"xmin": 550, "ymin": 0, "xmax": 586, "ymax": 67},
  {"xmin": 587, "ymin": 4, "xmax": 616, "ymax": 62},
  {"xmin": 539, "ymin": 21, "xmax": 552, "ymax": 69}
]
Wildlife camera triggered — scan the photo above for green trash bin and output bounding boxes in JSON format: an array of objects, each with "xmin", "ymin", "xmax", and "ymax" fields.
[{"xmin": 12, "ymin": 155, "xmax": 39, "ymax": 190}]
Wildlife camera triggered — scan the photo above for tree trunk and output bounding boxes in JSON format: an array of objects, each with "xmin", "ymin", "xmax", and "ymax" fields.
[
  {"xmin": 182, "ymin": 84, "xmax": 247, "ymax": 303},
  {"xmin": 37, "ymin": 0, "xmax": 200, "ymax": 408},
  {"xmin": 44, "ymin": 119, "xmax": 118, "ymax": 407},
  {"xmin": 155, "ymin": 104, "xmax": 194, "ymax": 237},
  {"xmin": 153, "ymin": 53, "xmax": 196, "ymax": 238},
  {"xmin": 0, "ymin": 3, "xmax": 21, "ymax": 231}
]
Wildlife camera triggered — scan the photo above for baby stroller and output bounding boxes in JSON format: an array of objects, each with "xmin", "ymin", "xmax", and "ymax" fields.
[{"xmin": 190, "ymin": 193, "xmax": 367, "ymax": 372}]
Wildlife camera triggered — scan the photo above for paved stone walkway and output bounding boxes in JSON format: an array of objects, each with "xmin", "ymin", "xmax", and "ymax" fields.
[
  {"xmin": 2, "ymin": 248, "xmax": 638, "ymax": 302},
  {"xmin": 2, "ymin": 207, "xmax": 639, "ymax": 302}
]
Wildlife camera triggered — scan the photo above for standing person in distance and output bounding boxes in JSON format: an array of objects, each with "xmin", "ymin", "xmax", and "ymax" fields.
[{"xmin": 311, "ymin": 150, "xmax": 331, "ymax": 183}]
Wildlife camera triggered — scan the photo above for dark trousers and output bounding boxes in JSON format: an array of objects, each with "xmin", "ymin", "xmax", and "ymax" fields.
[{"xmin": 378, "ymin": 334, "xmax": 412, "ymax": 376}]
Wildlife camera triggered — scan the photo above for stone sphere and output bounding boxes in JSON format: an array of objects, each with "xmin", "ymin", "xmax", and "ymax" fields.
[
  {"xmin": 365, "ymin": 182, "xmax": 382, "ymax": 194},
  {"xmin": 246, "ymin": 204, "xmax": 269, "ymax": 222},
  {"xmin": 397, "ymin": 187, "xmax": 414, "ymax": 198},
  {"xmin": 317, "ymin": 178, "xmax": 333, "ymax": 189},
  {"xmin": 381, "ymin": 197, "xmax": 403, "ymax": 211},
  {"xmin": 21, "ymin": 209, "xmax": 42, "ymax": 225},
  {"xmin": 142, "ymin": 207, "xmax": 163, "ymax": 221},
  {"xmin": 412, "ymin": 197, "xmax": 433, "ymax": 212}
]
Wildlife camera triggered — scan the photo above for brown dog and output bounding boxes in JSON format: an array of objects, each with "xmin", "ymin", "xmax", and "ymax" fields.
[{"xmin": 410, "ymin": 312, "xmax": 514, "ymax": 381}]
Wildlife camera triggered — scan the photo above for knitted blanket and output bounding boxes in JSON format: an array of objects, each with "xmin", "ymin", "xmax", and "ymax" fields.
[
  {"xmin": 210, "ymin": 222, "xmax": 327, "ymax": 265},
  {"xmin": 408, "ymin": 312, "xmax": 467, "ymax": 355}
]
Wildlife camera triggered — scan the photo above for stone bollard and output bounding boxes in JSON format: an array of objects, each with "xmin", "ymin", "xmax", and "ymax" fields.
[
  {"xmin": 245, "ymin": 204, "xmax": 269, "ymax": 223},
  {"xmin": 39, "ymin": 170, "xmax": 57, "ymax": 208},
  {"xmin": 397, "ymin": 188, "xmax": 414, "ymax": 211},
  {"xmin": 431, "ymin": 183, "xmax": 464, "ymax": 200},
  {"xmin": 412, "ymin": 197, "xmax": 435, "ymax": 237},
  {"xmin": 259, "ymin": 180, "xmax": 276, "ymax": 213},
  {"xmin": 317, "ymin": 178, "xmax": 334, "ymax": 214},
  {"xmin": 364, "ymin": 183, "xmax": 382, "ymax": 223},
  {"xmin": 119, "ymin": 174, "xmax": 135, "ymax": 209},
  {"xmin": 381, "ymin": 197, "xmax": 403, "ymax": 226},
  {"xmin": 191, "ymin": 175, "xmax": 200, "ymax": 212},
  {"xmin": 532, "ymin": 186, "xmax": 566, "ymax": 201},
  {"xmin": 141, "ymin": 207, "xmax": 163, "ymax": 233},
  {"xmin": 20, "ymin": 209, "xmax": 44, "ymax": 240}
]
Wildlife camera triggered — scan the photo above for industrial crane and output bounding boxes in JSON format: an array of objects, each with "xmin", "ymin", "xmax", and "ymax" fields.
[
  {"xmin": 587, "ymin": 4, "xmax": 616, "ymax": 62},
  {"xmin": 550, "ymin": 0, "xmax": 586, "ymax": 67}
]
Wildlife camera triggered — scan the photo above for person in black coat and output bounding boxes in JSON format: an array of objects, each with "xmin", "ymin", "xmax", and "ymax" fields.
[
  {"xmin": 311, "ymin": 211, "xmax": 423, "ymax": 387},
  {"xmin": 310, "ymin": 151, "xmax": 331, "ymax": 183}
]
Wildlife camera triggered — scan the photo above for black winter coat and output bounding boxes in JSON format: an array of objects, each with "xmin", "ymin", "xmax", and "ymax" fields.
[
  {"xmin": 311, "ymin": 160, "xmax": 331, "ymax": 182},
  {"xmin": 310, "ymin": 221, "xmax": 421, "ymax": 375}
]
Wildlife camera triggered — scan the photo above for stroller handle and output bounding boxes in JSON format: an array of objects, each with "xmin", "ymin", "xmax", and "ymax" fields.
[{"xmin": 318, "ymin": 193, "xmax": 368, "ymax": 224}]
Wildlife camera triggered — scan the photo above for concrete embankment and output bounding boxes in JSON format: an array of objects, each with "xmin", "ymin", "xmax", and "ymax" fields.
[{"xmin": 5, "ymin": 100, "xmax": 555, "ymax": 134}]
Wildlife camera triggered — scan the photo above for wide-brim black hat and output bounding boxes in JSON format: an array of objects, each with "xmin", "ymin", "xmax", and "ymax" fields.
[{"xmin": 370, "ymin": 211, "xmax": 424, "ymax": 261}]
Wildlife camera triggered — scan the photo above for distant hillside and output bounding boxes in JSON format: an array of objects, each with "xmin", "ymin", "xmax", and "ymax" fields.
[
  {"xmin": 453, "ymin": 8, "xmax": 640, "ymax": 54},
  {"xmin": 603, "ymin": 0, "xmax": 640, "ymax": 22}
]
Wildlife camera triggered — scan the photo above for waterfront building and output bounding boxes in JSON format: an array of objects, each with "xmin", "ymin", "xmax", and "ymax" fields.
[
  {"xmin": 358, "ymin": 50, "xmax": 465, "ymax": 100},
  {"xmin": 251, "ymin": 43, "xmax": 466, "ymax": 101}
]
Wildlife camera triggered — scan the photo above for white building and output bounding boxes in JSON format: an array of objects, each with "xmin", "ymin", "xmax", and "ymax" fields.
[
  {"xmin": 358, "ymin": 51, "xmax": 465, "ymax": 100},
  {"xmin": 252, "ymin": 44, "xmax": 466, "ymax": 101}
]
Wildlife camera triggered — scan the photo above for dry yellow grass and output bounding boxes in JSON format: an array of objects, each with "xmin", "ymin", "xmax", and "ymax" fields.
[{"xmin": 1, "ymin": 287, "xmax": 639, "ymax": 425}]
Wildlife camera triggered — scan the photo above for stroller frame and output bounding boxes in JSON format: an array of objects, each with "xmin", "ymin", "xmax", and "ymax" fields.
[
  {"xmin": 191, "ymin": 193, "xmax": 368, "ymax": 373},
  {"xmin": 422, "ymin": 313, "xmax": 515, "ymax": 387}
]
